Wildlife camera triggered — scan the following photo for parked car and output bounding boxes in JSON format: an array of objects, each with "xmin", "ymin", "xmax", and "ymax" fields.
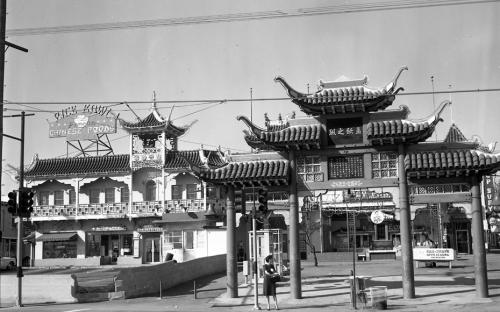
[{"xmin": 0, "ymin": 256, "xmax": 16, "ymax": 270}]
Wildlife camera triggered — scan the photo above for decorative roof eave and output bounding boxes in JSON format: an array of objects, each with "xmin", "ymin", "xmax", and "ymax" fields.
[
  {"xmin": 274, "ymin": 66, "xmax": 408, "ymax": 115},
  {"xmin": 24, "ymin": 154, "xmax": 131, "ymax": 180},
  {"xmin": 405, "ymin": 149, "xmax": 500, "ymax": 179},
  {"xmin": 368, "ymin": 100, "xmax": 450, "ymax": 146},
  {"xmin": 243, "ymin": 132, "xmax": 274, "ymax": 151},
  {"xmin": 184, "ymin": 157, "xmax": 290, "ymax": 187},
  {"xmin": 120, "ymin": 116, "xmax": 195, "ymax": 137},
  {"xmin": 238, "ymin": 115, "xmax": 322, "ymax": 151}
]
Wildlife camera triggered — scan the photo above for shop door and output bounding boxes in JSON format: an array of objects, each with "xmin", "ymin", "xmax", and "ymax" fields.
[
  {"xmin": 145, "ymin": 237, "xmax": 161, "ymax": 263},
  {"xmin": 456, "ymin": 230, "xmax": 470, "ymax": 254}
]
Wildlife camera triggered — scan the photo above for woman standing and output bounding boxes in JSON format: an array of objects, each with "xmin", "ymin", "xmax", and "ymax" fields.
[{"xmin": 263, "ymin": 255, "xmax": 279, "ymax": 310}]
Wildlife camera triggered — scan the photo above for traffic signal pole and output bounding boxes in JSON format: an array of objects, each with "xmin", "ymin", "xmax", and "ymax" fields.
[
  {"xmin": 3, "ymin": 112, "xmax": 34, "ymax": 307},
  {"xmin": 16, "ymin": 111, "xmax": 25, "ymax": 307}
]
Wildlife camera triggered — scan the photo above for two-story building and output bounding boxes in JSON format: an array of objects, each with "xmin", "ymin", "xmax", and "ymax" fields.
[{"xmin": 24, "ymin": 103, "xmax": 231, "ymax": 266}]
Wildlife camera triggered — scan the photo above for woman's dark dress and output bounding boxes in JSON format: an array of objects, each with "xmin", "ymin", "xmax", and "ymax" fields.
[{"xmin": 263, "ymin": 263, "xmax": 277, "ymax": 296}]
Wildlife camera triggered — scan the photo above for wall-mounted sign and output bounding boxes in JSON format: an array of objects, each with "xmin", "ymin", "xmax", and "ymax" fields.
[
  {"xmin": 49, "ymin": 105, "xmax": 117, "ymax": 141},
  {"xmin": 327, "ymin": 118, "xmax": 363, "ymax": 145},
  {"xmin": 137, "ymin": 224, "xmax": 163, "ymax": 232},
  {"xmin": 90, "ymin": 226, "xmax": 127, "ymax": 232},
  {"xmin": 328, "ymin": 155, "xmax": 364, "ymax": 179},
  {"xmin": 484, "ymin": 175, "xmax": 500, "ymax": 213},
  {"xmin": 131, "ymin": 148, "xmax": 163, "ymax": 170},
  {"xmin": 344, "ymin": 189, "xmax": 393, "ymax": 202},
  {"xmin": 370, "ymin": 210, "xmax": 385, "ymax": 224}
]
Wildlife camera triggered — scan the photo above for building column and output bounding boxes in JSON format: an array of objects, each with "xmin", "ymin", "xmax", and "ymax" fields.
[
  {"xmin": 471, "ymin": 175, "xmax": 489, "ymax": 298},
  {"xmin": 226, "ymin": 185, "xmax": 238, "ymax": 298},
  {"xmin": 398, "ymin": 144, "xmax": 415, "ymax": 299},
  {"xmin": 289, "ymin": 150, "xmax": 302, "ymax": 299}
]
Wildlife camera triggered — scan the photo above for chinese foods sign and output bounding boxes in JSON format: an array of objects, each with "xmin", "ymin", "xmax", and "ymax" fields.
[{"xmin": 49, "ymin": 105, "xmax": 117, "ymax": 141}]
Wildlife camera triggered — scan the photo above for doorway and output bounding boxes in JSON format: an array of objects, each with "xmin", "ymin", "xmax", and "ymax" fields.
[
  {"xmin": 144, "ymin": 237, "xmax": 161, "ymax": 263},
  {"xmin": 456, "ymin": 229, "xmax": 470, "ymax": 254}
]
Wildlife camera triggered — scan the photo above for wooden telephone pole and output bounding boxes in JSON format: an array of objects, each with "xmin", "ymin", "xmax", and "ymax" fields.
[{"xmin": 0, "ymin": 0, "xmax": 29, "ymax": 307}]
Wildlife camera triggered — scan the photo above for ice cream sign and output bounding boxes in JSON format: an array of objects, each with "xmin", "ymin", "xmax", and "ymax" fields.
[{"xmin": 49, "ymin": 105, "xmax": 118, "ymax": 141}]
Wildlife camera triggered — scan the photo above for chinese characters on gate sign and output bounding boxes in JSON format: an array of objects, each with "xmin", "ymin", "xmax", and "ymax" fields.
[{"xmin": 328, "ymin": 126, "xmax": 362, "ymax": 136}]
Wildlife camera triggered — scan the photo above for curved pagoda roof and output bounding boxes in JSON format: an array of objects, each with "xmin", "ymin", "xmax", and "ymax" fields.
[
  {"xmin": 25, "ymin": 154, "xmax": 130, "ymax": 179},
  {"xmin": 187, "ymin": 158, "xmax": 290, "ymax": 186},
  {"xmin": 405, "ymin": 148, "xmax": 500, "ymax": 178},
  {"xmin": 237, "ymin": 116, "xmax": 322, "ymax": 151},
  {"xmin": 367, "ymin": 101, "xmax": 449, "ymax": 145},
  {"xmin": 164, "ymin": 149, "xmax": 227, "ymax": 170},
  {"xmin": 25, "ymin": 150, "xmax": 227, "ymax": 180},
  {"xmin": 120, "ymin": 103, "xmax": 193, "ymax": 137},
  {"xmin": 275, "ymin": 66, "xmax": 407, "ymax": 115}
]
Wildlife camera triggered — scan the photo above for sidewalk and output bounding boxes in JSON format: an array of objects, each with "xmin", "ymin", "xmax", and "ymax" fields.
[{"xmin": 211, "ymin": 254, "xmax": 500, "ymax": 311}]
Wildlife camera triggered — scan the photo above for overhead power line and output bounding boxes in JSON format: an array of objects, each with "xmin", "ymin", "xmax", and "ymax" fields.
[
  {"xmin": 4, "ymin": 87, "xmax": 500, "ymax": 106},
  {"xmin": 6, "ymin": 0, "xmax": 498, "ymax": 36}
]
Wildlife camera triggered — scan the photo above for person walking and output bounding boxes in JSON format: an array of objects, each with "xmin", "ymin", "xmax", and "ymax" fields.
[{"xmin": 263, "ymin": 255, "xmax": 279, "ymax": 310}]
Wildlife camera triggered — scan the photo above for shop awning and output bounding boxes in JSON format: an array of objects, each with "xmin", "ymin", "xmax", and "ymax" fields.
[{"xmin": 37, "ymin": 232, "xmax": 78, "ymax": 242}]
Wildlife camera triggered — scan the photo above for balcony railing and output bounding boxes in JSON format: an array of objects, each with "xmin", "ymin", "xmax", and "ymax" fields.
[{"xmin": 32, "ymin": 199, "xmax": 222, "ymax": 219}]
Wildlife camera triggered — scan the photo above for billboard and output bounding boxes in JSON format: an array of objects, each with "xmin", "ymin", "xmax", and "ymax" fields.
[{"xmin": 49, "ymin": 105, "xmax": 117, "ymax": 141}]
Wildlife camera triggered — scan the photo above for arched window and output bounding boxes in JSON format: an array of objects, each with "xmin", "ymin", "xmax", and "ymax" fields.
[{"xmin": 145, "ymin": 180, "xmax": 156, "ymax": 201}]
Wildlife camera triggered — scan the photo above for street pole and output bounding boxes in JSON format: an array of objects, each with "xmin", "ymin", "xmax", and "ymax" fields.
[
  {"xmin": 16, "ymin": 111, "xmax": 25, "ymax": 307},
  {"xmin": 352, "ymin": 209, "xmax": 357, "ymax": 310},
  {"xmin": 0, "ymin": 0, "xmax": 6, "ymax": 203},
  {"xmin": 252, "ymin": 187, "xmax": 260, "ymax": 310}
]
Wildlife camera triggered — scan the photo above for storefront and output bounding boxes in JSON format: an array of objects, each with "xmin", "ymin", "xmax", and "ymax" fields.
[{"xmin": 38, "ymin": 232, "xmax": 79, "ymax": 259}]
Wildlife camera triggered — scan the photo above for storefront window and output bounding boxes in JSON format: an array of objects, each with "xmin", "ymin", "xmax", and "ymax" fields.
[
  {"xmin": 86, "ymin": 234, "xmax": 101, "ymax": 257},
  {"xmin": 164, "ymin": 231, "xmax": 182, "ymax": 249},
  {"xmin": 186, "ymin": 184, "xmax": 198, "ymax": 200},
  {"xmin": 207, "ymin": 186, "xmax": 216, "ymax": 199},
  {"xmin": 122, "ymin": 235, "xmax": 133, "ymax": 255},
  {"xmin": 105, "ymin": 188, "xmax": 115, "ymax": 203},
  {"xmin": 54, "ymin": 190, "xmax": 64, "ymax": 205},
  {"xmin": 372, "ymin": 152, "xmax": 398, "ymax": 178},
  {"xmin": 43, "ymin": 241, "xmax": 77, "ymax": 258},
  {"xmin": 1, "ymin": 238, "xmax": 16, "ymax": 257},
  {"xmin": 172, "ymin": 185, "xmax": 183, "ymax": 200},
  {"xmin": 297, "ymin": 156, "xmax": 323, "ymax": 182}
]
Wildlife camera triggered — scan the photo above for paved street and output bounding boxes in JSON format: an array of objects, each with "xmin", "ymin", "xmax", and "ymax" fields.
[{"xmin": 2, "ymin": 253, "xmax": 500, "ymax": 311}]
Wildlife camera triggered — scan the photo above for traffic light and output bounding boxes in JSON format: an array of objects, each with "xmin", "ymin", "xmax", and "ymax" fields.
[
  {"xmin": 258, "ymin": 188, "xmax": 268, "ymax": 214},
  {"xmin": 234, "ymin": 189, "xmax": 246, "ymax": 215},
  {"xmin": 7, "ymin": 191, "xmax": 17, "ymax": 215},
  {"xmin": 19, "ymin": 189, "xmax": 35, "ymax": 218}
]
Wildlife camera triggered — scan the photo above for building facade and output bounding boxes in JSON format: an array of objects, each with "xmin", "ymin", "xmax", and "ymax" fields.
[{"xmin": 24, "ymin": 103, "xmax": 230, "ymax": 266}]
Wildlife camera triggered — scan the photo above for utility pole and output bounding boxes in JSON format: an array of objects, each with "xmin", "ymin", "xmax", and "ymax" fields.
[
  {"xmin": 0, "ymin": 0, "xmax": 6, "ymax": 202},
  {"xmin": 4, "ymin": 111, "xmax": 34, "ymax": 307},
  {"xmin": 0, "ymin": 4, "xmax": 29, "ymax": 305}
]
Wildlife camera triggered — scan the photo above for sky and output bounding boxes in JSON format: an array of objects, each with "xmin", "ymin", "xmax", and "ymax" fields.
[{"xmin": 2, "ymin": 0, "xmax": 500, "ymax": 196}]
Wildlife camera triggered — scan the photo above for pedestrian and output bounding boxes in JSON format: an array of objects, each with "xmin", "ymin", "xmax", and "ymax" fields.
[{"xmin": 263, "ymin": 255, "xmax": 279, "ymax": 310}]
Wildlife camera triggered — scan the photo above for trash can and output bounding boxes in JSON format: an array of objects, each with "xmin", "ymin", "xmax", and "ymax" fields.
[
  {"xmin": 368, "ymin": 286, "xmax": 388, "ymax": 310},
  {"xmin": 348, "ymin": 276, "xmax": 367, "ymax": 306},
  {"xmin": 165, "ymin": 253, "xmax": 174, "ymax": 261}
]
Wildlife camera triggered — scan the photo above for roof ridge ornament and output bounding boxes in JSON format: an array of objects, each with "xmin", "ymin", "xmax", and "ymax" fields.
[
  {"xmin": 237, "ymin": 115, "xmax": 266, "ymax": 136},
  {"xmin": 424, "ymin": 100, "xmax": 451, "ymax": 126},
  {"xmin": 318, "ymin": 75, "xmax": 368, "ymax": 90},
  {"xmin": 384, "ymin": 66, "xmax": 408, "ymax": 93}
]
